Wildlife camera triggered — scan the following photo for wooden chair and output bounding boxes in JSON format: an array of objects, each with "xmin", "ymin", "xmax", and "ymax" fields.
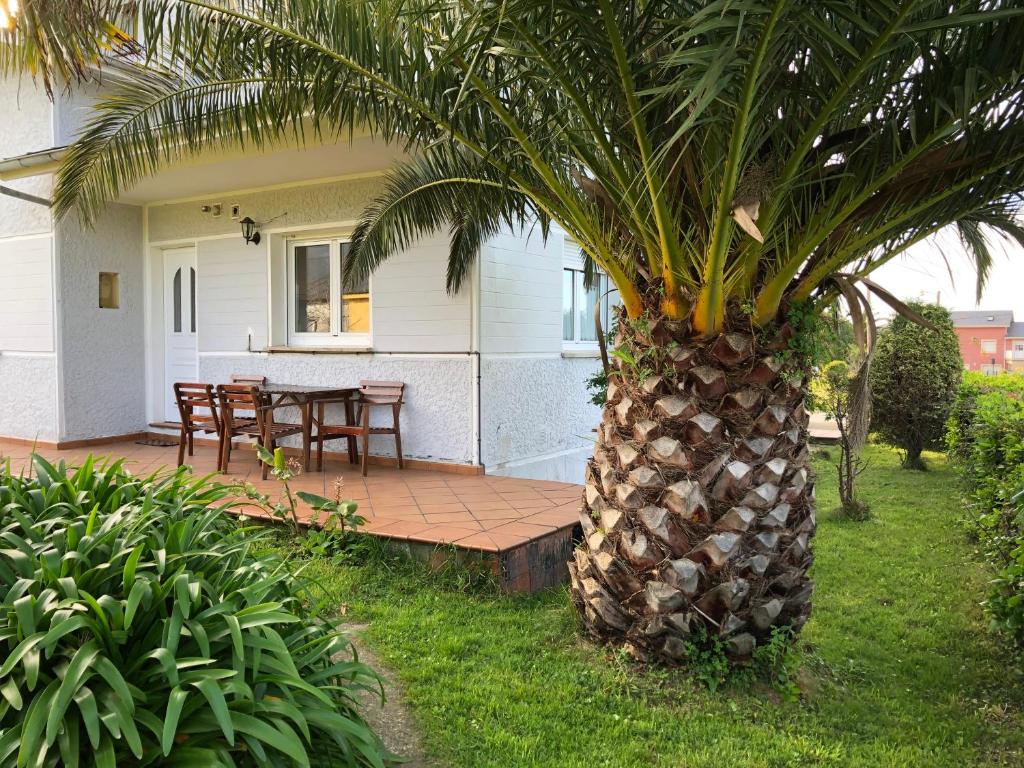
[
  {"xmin": 316, "ymin": 380, "xmax": 405, "ymax": 476},
  {"xmin": 172, "ymin": 383, "xmax": 220, "ymax": 467},
  {"xmin": 216, "ymin": 384, "xmax": 303, "ymax": 478}
]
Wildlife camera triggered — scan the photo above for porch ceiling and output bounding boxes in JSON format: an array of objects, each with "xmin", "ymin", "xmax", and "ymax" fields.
[{"xmin": 120, "ymin": 134, "xmax": 409, "ymax": 205}]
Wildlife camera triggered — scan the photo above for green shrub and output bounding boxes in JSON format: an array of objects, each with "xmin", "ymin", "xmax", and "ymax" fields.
[
  {"xmin": 946, "ymin": 376, "xmax": 1024, "ymax": 645},
  {"xmin": 870, "ymin": 303, "xmax": 962, "ymax": 470},
  {"xmin": 0, "ymin": 455, "xmax": 387, "ymax": 767},
  {"xmin": 988, "ymin": 488, "xmax": 1024, "ymax": 643},
  {"xmin": 946, "ymin": 371, "xmax": 1024, "ymax": 464}
]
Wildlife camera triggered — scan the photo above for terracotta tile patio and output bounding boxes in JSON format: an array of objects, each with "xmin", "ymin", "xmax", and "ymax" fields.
[{"xmin": 0, "ymin": 437, "xmax": 583, "ymax": 592}]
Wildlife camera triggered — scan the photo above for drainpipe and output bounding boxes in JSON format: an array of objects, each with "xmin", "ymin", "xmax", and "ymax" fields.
[{"xmin": 471, "ymin": 259, "xmax": 482, "ymax": 469}]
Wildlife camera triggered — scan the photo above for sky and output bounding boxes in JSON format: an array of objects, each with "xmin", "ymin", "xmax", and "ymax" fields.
[{"xmin": 867, "ymin": 228, "xmax": 1024, "ymax": 319}]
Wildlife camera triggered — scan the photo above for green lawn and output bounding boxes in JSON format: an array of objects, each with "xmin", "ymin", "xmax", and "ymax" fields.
[{"xmin": 299, "ymin": 445, "xmax": 1024, "ymax": 768}]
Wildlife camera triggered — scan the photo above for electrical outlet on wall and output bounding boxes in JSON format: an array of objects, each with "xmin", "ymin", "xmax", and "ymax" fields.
[
  {"xmin": 231, "ymin": 204, "xmax": 241, "ymax": 219},
  {"xmin": 211, "ymin": 203, "xmax": 223, "ymax": 217}
]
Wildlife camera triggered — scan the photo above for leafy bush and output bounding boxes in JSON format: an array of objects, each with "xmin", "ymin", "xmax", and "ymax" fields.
[
  {"xmin": 946, "ymin": 376, "xmax": 1024, "ymax": 645},
  {"xmin": 988, "ymin": 488, "xmax": 1024, "ymax": 643},
  {"xmin": 0, "ymin": 455, "xmax": 387, "ymax": 767},
  {"xmin": 946, "ymin": 371, "xmax": 1024, "ymax": 464},
  {"xmin": 870, "ymin": 302, "xmax": 962, "ymax": 469}
]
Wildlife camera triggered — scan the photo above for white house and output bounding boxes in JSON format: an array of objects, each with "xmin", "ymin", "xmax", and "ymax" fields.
[{"xmin": 0, "ymin": 76, "xmax": 608, "ymax": 482}]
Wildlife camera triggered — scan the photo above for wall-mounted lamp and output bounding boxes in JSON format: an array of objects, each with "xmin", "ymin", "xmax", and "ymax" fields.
[{"xmin": 240, "ymin": 216, "xmax": 261, "ymax": 246}]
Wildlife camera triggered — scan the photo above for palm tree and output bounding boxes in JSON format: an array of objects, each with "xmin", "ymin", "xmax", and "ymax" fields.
[{"xmin": 11, "ymin": 0, "xmax": 1024, "ymax": 665}]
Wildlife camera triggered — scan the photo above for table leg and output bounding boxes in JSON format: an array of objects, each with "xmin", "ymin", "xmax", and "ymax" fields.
[
  {"xmin": 302, "ymin": 401, "xmax": 313, "ymax": 472},
  {"xmin": 344, "ymin": 396, "xmax": 358, "ymax": 464}
]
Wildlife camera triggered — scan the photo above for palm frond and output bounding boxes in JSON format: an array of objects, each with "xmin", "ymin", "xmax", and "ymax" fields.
[
  {"xmin": 0, "ymin": 0, "xmax": 137, "ymax": 96},
  {"xmin": 346, "ymin": 146, "xmax": 539, "ymax": 294},
  {"xmin": 17, "ymin": 0, "xmax": 1024, "ymax": 332}
]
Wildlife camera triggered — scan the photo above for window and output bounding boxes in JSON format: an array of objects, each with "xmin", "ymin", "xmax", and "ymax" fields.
[
  {"xmin": 172, "ymin": 268, "xmax": 182, "ymax": 332},
  {"xmin": 562, "ymin": 268, "xmax": 610, "ymax": 345},
  {"xmin": 288, "ymin": 238, "xmax": 369, "ymax": 345},
  {"xmin": 980, "ymin": 339, "xmax": 997, "ymax": 354}
]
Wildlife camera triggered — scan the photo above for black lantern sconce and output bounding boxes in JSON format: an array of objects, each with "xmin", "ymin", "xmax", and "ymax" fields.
[{"xmin": 240, "ymin": 216, "xmax": 261, "ymax": 246}]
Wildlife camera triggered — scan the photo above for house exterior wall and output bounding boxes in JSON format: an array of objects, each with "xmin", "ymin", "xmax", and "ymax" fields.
[
  {"xmin": 147, "ymin": 176, "xmax": 476, "ymax": 465},
  {"xmin": 55, "ymin": 204, "xmax": 147, "ymax": 441},
  {"xmin": 955, "ymin": 326, "xmax": 1008, "ymax": 372},
  {"xmin": 197, "ymin": 354, "xmax": 474, "ymax": 464},
  {"xmin": 0, "ymin": 77, "xmax": 54, "ymax": 239},
  {"xmin": 1007, "ymin": 336, "xmax": 1024, "ymax": 373},
  {"xmin": 478, "ymin": 224, "xmax": 602, "ymax": 481},
  {"xmin": 0, "ymin": 78, "xmax": 58, "ymax": 441}
]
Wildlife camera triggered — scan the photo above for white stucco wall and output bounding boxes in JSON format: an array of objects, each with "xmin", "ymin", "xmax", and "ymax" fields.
[
  {"xmin": 480, "ymin": 355, "xmax": 601, "ymax": 482},
  {"xmin": 143, "ymin": 176, "xmax": 476, "ymax": 464},
  {"xmin": 0, "ymin": 77, "xmax": 54, "ymax": 239},
  {"xmin": 475, "ymin": 223, "xmax": 604, "ymax": 481},
  {"xmin": 198, "ymin": 353, "xmax": 474, "ymax": 464},
  {"xmin": 56, "ymin": 204, "xmax": 147, "ymax": 440},
  {"xmin": 0, "ymin": 78, "xmax": 58, "ymax": 441},
  {"xmin": 148, "ymin": 178, "xmax": 472, "ymax": 353},
  {"xmin": 148, "ymin": 176, "xmax": 386, "ymax": 242},
  {"xmin": 0, "ymin": 355, "xmax": 58, "ymax": 442}
]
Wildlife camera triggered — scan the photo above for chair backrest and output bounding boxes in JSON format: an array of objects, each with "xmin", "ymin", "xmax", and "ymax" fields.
[
  {"xmin": 231, "ymin": 374, "xmax": 268, "ymax": 385},
  {"xmin": 359, "ymin": 380, "xmax": 405, "ymax": 404},
  {"xmin": 216, "ymin": 384, "xmax": 262, "ymax": 429},
  {"xmin": 173, "ymin": 383, "xmax": 219, "ymax": 430}
]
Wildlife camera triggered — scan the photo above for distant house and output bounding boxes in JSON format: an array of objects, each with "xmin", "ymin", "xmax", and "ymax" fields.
[
  {"xmin": 0, "ymin": 76, "xmax": 614, "ymax": 482},
  {"xmin": 950, "ymin": 310, "xmax": 1024, "ymax": 374}
]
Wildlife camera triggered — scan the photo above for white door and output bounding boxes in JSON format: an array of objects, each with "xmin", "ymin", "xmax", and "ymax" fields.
[{"xmin": 164, "ymin": 247, "xmax": 198, "ymax": 421}]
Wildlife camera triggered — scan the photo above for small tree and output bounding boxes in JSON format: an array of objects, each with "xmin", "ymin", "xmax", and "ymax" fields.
[
  {"xmin": 870, "ymin": 303, "xmax": 962, "ymax": 470},
  {"xmin": 814, "ymin": 361, "xmax": 870, "ymax": 520}
]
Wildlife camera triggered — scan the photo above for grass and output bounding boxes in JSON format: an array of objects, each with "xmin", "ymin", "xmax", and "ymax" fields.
[{"xmin": 293, "ymin": 445, "xmax": 1024, "ymax": 767}]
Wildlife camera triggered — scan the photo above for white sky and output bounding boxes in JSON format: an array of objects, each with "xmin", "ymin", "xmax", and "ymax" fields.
[{"xmin": 866, "ymin": 228, "xmax": 1024, "ymax": 318}]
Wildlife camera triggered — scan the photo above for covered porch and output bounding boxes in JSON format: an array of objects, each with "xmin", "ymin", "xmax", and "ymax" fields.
[{"xmin": 0, "ymin": 435, "xmax": 582, "ymax": 593}]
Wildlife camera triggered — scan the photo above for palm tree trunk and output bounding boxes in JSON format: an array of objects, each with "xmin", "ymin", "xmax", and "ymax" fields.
[{"xmin": 569, "ymin": 313, "xmax": 815, "ymax": 663}]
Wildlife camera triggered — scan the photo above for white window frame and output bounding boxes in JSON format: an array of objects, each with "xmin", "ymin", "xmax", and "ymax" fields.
[
  {"xmin": 286, "ymin": 237, "xmax": 371, "ymax": 348},
  {"xmin": 980, "ymin": 338, "xmax": 997, "ymax": 354},
  {"xmin": 561, "ymin": 237, "xmax": 612, "ymax": 348}
]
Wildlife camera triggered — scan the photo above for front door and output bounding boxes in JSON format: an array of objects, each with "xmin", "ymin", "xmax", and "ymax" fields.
[{"xmin": 164, "ymin": 247, "xmax": 198, "ymax": 421}]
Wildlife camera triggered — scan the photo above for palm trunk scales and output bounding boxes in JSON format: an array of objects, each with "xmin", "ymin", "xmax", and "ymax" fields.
[{"xmin": 570, "ymin": 313, "xmax": 815, "ymax": 663}]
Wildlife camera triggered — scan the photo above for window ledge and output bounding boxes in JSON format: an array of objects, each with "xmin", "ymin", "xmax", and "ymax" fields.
[
  {"xmin": 561, "ymin": 348, "xmax": 601, "ymax": 359},
  {"xmin": 264, "ymin": 345, "xmax": 374, "ymax": 355}
]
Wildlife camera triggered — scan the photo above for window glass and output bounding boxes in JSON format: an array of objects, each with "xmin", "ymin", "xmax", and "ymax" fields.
[
  {"xmin": 562, "ymin": 269, "xmax": 575, "ymax": 341},
  {"xmin": 577, "ymin": 271, "xmax": 601, "ymax": 342},
  {"xmin": 293, "ymin": 243, "xmax": 331, "ymax": 333},
  {"xmin": 190, "ymin": 267, "xmax": 197, "ymax": 333},
  {"xmin": 339, "ymin": 243, "xmax": 370, "ymax": 333},
  {"xmin": 980, "ymin": 339, "xmax": 997, "ymax": 354},
  {"xmin": 172, "ymin": 268, "xmax": 182, "ymax": 333}
]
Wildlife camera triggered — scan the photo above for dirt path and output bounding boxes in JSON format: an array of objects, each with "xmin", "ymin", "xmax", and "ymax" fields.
[{"xmin": 346, "ymin": 624, "xmax": 436, "ymax": 768}]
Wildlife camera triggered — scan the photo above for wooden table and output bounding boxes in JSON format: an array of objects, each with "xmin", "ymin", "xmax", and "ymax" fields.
[{"xmin": 259, "ymin": 384, "xmax": 359, "ymax": 471}]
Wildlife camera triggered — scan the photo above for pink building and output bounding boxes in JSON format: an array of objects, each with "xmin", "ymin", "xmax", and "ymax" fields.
[{"xmin": 951, "ymin": 310, "xmax": 1024, "ymax": 374}]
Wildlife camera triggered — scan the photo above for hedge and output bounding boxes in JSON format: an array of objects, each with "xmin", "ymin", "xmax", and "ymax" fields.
[{"xmin": 946, "ymin": 372, "xmax": 1024, "ymax": 643}]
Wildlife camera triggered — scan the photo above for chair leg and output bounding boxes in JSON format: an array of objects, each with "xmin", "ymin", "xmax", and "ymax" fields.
[
  {"xmin": 177, "ymin": 427, "xmax": 187, "ymax": 467},
  {"xmin": 316, "ymin": 433, "xmax": 324, "ymax": 472},
  {"xmin": 187, "ymin": 430, "xmax": 194, "ymax": 456},
  {"xmin": 392, "ymin": 404, "xmax": 404, "ymax": 469},
  {"xmin": 262, "ymin": 439, "xmax": 272, "ymax": 480},
  {"xmin": 360, "ymin": 430, "xmax": 369, "ymax": 476},
  {"xmin": 222, "ymin": 434, "xmax": 233, "ymax": 473}
]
